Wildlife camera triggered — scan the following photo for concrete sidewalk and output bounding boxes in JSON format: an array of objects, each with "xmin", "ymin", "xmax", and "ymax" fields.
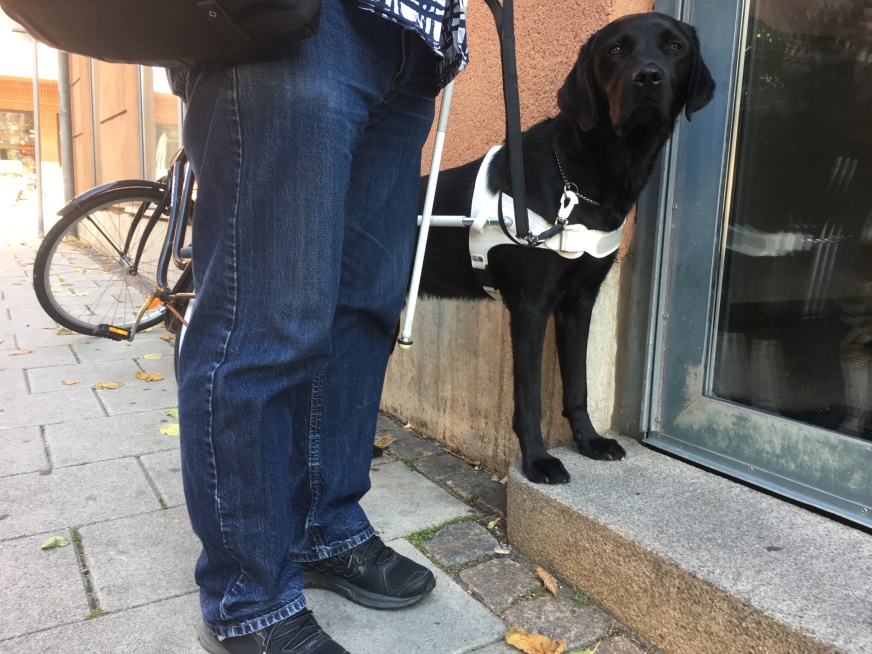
[{"xmin": 0, "ymin": 228, "xmax": 655, "ymax": 654}]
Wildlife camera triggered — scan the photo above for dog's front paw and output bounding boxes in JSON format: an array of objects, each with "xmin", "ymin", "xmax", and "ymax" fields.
[
  {"xmin": 523, "ymin": 455, "xmax": 571, "ymax": 484},
  {"xmin": 577, "ymin": 435, "xmax": 626, "ymax": 461}
]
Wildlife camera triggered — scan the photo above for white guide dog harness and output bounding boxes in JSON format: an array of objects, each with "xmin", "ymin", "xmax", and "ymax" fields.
[{"xmin": 469, "ymin": 146, "xmax": 625, "ymax": 299}]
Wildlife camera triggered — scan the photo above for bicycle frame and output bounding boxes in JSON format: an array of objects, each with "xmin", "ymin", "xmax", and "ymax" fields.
[{"xmin": 123, "ymin": 149, "xmax": 197, "ymax": 341}]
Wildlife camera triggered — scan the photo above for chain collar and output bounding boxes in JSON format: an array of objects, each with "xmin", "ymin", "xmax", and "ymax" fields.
[{"xmin": 553, "ymin": 145, "xmax": 601, "ymax": 207}]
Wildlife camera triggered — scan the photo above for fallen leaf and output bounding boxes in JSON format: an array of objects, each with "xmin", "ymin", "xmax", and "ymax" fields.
[
  {"xmin": 505, "ymin": 626, "xmax": 566, "ymax": 654},
  {"xmin": 9, "ymin": 348, "xmax": 32, "ymax": 356},
  {"xmin": 535, "ymin": 566, "xmax": 559, "ymax": 597},
  {"xmin": 61, "ymin": 379, "xmax": 79, "ymax": 386},
  {"xmin": 135, "ymin": 371, "xmax": 164, "ymax": 382},
  {"xmin": 40, "ymin": 536, "xmax": 70, "ymax": 550},
  {"xmin": 164, "ymin": 408, "xmax": 179, "ymax": 418},
  {"xmin": 56, "ymin": 327, "xmax": 77, "ymax": 335},
  {"xmin": 142, "ymin": 353, "xmax": 163, "ymax": 360},
  {"xmin": 487, "ymin": 517, "xmax": 502, "ymax": 530},
  {"xmin": 159, "ymin": 423, "xmax": 180, "ymax": 437},
  {"xmin": 373, "ymin": 434, "xmax": 396, "ymax": 450},
  {"xmin": 68, "ymin": 290, "xmax": 88, "ymax": 297},
  {"xmin": 93, "ymin": 381, "xmax": 123, "ymax": 389},
  {"xmin": 160, "ymin": 334, "xmax": 176, "ymax": 342}
]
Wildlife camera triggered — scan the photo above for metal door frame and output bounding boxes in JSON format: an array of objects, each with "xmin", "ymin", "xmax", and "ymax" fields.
[{"xmin": 621, "ymin": 0, "xmax": 872, "ymax": 528}]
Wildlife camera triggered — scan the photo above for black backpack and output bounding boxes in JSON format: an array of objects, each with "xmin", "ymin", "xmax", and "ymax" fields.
[{"xmin": 0, "ymin": 0, "xmax": 321, "ymax": 68}]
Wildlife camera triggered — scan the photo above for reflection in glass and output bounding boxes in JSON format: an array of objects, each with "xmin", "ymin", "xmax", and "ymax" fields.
[{"xmin": 713, "ymin": 0, "xmax": 872, "ymax": 440}]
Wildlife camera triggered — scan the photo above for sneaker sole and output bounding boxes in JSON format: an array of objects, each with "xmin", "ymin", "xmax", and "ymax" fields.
[
  {"xmin": 196, "ymin": 620, "xmax": 232, "ymax": 654},
  {"xmin": 303, "ymin": 572, "xmax": 436, "ymax": 610}
]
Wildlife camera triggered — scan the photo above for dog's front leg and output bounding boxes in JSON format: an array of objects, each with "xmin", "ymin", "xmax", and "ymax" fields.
[
  {"xmin": 509, "ymin": 305, "xmax": 571, "ymax": 484},
  {"xmin": 554, "ymin": 297, "xmax": 626, "ymax": 462}
]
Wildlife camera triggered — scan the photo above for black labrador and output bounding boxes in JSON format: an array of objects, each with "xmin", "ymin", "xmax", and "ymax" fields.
[{"xmin": 416, "ymin": 12, "xmax": 715, "ymax": 484}]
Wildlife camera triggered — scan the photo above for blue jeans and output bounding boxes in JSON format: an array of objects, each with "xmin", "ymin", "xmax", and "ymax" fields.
[{"xmin": 177, "ymin": 0, "xmax": 437, "ymax": 637}]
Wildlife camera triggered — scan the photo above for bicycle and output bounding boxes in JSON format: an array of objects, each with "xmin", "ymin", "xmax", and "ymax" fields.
[{"xmin": 32, "ymin": 149, "xmax": 197, "ymax": 368}]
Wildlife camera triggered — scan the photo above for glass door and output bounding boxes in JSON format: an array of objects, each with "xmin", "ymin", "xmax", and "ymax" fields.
[{"xmin": 645, "ymin": 0, "xmax": 872, "ymax": 527}]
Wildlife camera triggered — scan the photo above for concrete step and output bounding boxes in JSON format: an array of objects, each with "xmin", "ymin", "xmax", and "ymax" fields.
[{"xmin": 506, "ymin": 436, "xmax": 872, "ymax": 654}]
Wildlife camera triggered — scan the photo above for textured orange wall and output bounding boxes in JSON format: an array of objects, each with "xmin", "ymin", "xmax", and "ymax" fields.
[{"xmin": 424, "ymin": 0, "xmax": 654, "ymax": 173}]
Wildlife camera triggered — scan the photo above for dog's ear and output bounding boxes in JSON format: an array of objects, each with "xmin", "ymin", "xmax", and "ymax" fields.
[
  {"xmin": 683, "ymin": 25, "xmax": 715, "ymax": 121},
  {"xmin": 557, "ymin": 39, "xmax": 599, "ymax": 132}
]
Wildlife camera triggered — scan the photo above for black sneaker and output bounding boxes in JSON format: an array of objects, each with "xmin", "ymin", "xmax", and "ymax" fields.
[
  {"xmin": 197, "ymin": 608, "xmax": 349, "ymax": 654},
  {"xmin": 302, "ymin": 536, "xmax": 436, "ymax": 609}
]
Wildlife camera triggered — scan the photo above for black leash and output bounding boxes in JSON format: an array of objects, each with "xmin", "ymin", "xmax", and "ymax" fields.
[{"xmin": 481, "ymin": 0, "xmax": 536, "ymax": 247}]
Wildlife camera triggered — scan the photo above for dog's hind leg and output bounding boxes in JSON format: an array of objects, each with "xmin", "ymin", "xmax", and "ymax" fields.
[
  {"xmin": 508, "ymin": 304, "xmax": 572, "ymax": 484},
  {"xmin": 554, "ymin": 296, "xmax": 627, "ymax": 462}
]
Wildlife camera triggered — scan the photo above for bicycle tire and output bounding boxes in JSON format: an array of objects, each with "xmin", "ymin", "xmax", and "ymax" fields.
[{"xmin": 33, "ymin": 186, "xmax": 182, "ymax": 335}]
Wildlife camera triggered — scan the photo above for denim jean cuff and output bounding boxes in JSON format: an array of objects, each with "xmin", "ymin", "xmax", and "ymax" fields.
[
  {"xmin": 288, "ymin": 525, "xmax": 377, "ymax": 563},
  {"xmin": 205, "ymin": 594, "xmax": 307, "ymax": 639}
]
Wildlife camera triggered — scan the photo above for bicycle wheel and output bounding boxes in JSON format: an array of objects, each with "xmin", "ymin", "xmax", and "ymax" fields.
[{"xmin": 33, "ymin": 186, "xmax": 182, "ymax": 335}]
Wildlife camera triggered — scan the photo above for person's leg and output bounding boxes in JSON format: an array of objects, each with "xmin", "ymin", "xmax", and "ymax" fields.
[
  {"xmin": 288, "ymin": 31, "xmax": 439, "ymax": 561},
  {"xmin": 178, "ymin": 0, "xmax": 418, "ymax": 637}
]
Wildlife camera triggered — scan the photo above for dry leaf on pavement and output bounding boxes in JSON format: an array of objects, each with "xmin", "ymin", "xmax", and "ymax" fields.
[
  {"xmin": 8, "ymin": 348, "xmax": 32, "ymax": 356},
  {"xmin": 93, "ymin": 381, "xmax": 123, "ymax": 389},
  {"xmin": 505, "ymin": 626, "xmax": 567, "ymax": 654},
  {"xmin": 135, "ymin": 371, "xmax": 164, "ymax": 382},
  {"xmin": 159, "ymin": 423, "xmax": 181, "ymax": 437},
  {"xmin": 142, "ymin": 353, "xmax": 163, "ymax": 360},
  {"xmin": 373, "ymin": 434, "xmax": 396, "ymax": 450},
  {"xmin": 40, "ymin": 535, "xmax": 70, "ymax": 550},
  {"xmin": 164, "ymin": 408, "xmax": 179, "ymax": 418},
  {"xmin": 61, "ymin": 379, "xmax": 79, "ymax": 386},
  {"xmin": 535, "ymin": 566, "xmax": 559, "ymax": 597}
]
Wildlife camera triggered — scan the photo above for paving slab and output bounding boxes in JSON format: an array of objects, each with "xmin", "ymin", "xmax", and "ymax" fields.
[
  {"xmin": 309, "ymin": 539, "xmax": 507, "ymax": 654},
  {"xmin": 70, "ymin": 334, "xmax": 174, "ymax": 364},
  {"xmin": 0, "ymin": 426, "xmax": 48, "ymax": 477},
  {"xmin": 0, "ymin": 529, "xmax": 90, "ymax": 641},
  {"xmin": 93, "ymin": 376, "xmax": 178, "ymax": 416},
  {"xmin": 27, "ymin": 358, "xmax": 144, "ymax": 394},
  {"xmin": 0, "ymin": 369, "xmax": 27, "ymax": 399},
  {"xmin": 80, "ymin": 507, "xmax": 200, "ymax": 612},
  {"xmin": 139, "ymin": 448, "xmax": 186, "ymax": 508},
  {"xmin": 0, "ymin": 458, "xmax": 160, "ymax": 540},
  {"xmin": 5, "ymin": 306, "xmax": 58, "ymax": 328},
  {"xmin": 414, "ymin": 452, "xmax": 475, "ymax": 481},
  {"xmin": 0, "ymin": 387, "xmax": 104, "ymax": 430},
  {"xmin": 0, "ymin": 327, "xmax": 90, "ymax": 350},
  {"xmin": 0, "ymin": 592, "xmax": 203, "ymax": 654},
  {"xmin": 422, "ymin": 521, "xmax": 499, "ymax": 569},
  {"xmin": 442, "ymin": 472, "xmax": 507, "ymax": 517},
  {"xmin": 43, "ymin": 409, "xmax": 179, "ymax": 468},
  {"xmin": 361, "ymin": 461, "xmax": 475, "ymax": 541},
  {"xmin": 596, "ymin": 636, "xmax": 650, "ymax": 654},
  {"xmin": 0, "ymin": 343, "xmax": 77, "ymax": 371},
  {"xmin": 501, "ymin": 595, "xmax": 612, "ymax": 650},
  {"xmin": 459, "ymin": 558, "xmax": 541, "ymax": 614},
  {"xmin": 467, "ymin": 643, "xmax": 517, "ymax": 654}
]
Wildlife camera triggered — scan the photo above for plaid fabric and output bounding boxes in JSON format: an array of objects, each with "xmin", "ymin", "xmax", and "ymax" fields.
[{"xmin": 357, "ymin": 0, "xmax": 468, "ymax": 87}]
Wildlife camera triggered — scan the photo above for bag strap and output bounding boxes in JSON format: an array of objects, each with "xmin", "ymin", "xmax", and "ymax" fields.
[{"xmin": 481, "ymin": 0, "xmax": 536, "ymax": 247}]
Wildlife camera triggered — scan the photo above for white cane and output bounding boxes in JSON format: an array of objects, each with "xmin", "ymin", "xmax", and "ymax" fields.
[{"xmin": 397, "ymin": 80, "xmax": 455, "ymax": 349}]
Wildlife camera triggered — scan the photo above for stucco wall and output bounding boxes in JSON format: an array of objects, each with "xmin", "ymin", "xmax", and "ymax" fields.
[{"xmin": 382, "ymin": 0, "xmax": 653, "ymax": 475}]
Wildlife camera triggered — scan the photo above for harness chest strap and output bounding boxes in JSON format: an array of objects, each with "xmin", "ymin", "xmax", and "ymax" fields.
[{"xmin": 468, "ymin": 146, "xmax": 626, "ymax": 299}]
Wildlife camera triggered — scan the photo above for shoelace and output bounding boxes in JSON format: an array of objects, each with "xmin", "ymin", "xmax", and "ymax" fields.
[
  {"xmin": 264, "ymin": 610, "xmax": 324, "ymax": 652},
  {"xmin": 342, "ymin": 537, "xmax": 395, "ymax": 568}
]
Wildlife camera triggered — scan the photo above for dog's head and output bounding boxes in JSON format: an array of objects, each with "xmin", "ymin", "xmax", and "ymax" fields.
[{"xmin": 558, "ymin": 13, "xmax": 715, "ymax": 136}]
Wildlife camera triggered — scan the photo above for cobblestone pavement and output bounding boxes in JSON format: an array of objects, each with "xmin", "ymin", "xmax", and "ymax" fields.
[{"xmin": 0, "ymin": 217, "xmax": 659, "ymax": 653}]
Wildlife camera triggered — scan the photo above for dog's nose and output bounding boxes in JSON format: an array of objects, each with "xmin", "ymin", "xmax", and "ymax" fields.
[{"xmin": 632, "ymin": 65, "xmax": 663, "ymax": 87}]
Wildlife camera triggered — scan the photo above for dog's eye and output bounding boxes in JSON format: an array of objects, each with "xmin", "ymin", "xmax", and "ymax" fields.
[
  {"xmin": 608, "ymin": 45, "xmax": 622, "ymax": 55},
  {"xmin": 667, "ymin": 42, "xmax": 683, "ymax": 52}
]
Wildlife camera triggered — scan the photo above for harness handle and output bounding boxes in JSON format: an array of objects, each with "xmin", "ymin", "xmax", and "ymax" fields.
[{"xmin": 482, "ymin": 0, "xmax": 536, "ymax": 247}]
